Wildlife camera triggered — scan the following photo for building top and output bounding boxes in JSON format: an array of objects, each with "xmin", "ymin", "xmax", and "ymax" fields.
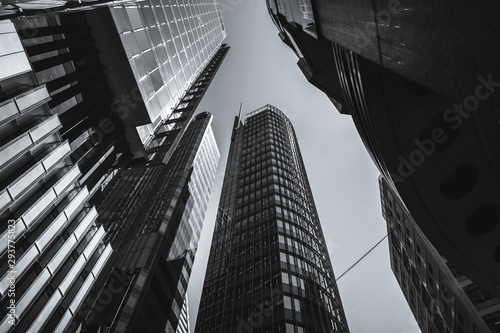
[{"xmin": 244, "ymin": 103, "xmax": 284, "ymax": 120}]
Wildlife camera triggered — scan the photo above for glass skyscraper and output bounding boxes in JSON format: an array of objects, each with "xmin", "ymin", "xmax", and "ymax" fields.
[
  {"xmin": 0, "ymin": 18, "xmax": 131, "ymax": 332},
  {"xmin": 195, "ymin": 105, "xmax": 350, "ymax": 333},
  {"xmin": 0, "ymin": 111, "xmax": 220, "ymax": 333},
  {"xmin": 104, "ymin": 0, "xmax": 227, "ymax": 145},
  {"xmin": 379, "ymin": 176, "xmax": 500, "ymax": 333},
  {"xmin": 69, "ymin": 0, "xmax": 228, "ymax": 157},
  {"xmin": 0, "ymin": 1, "xmax": 228, "ymax": 331},
  {"xmin": 67, "ymin": 112, "xmax": 220, "ymax": 333}
]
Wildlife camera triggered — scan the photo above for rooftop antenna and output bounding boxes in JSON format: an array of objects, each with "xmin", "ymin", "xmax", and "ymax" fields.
[{"xmin": 237, "ymin": 102, "xmax": 243, "ymax": 128}]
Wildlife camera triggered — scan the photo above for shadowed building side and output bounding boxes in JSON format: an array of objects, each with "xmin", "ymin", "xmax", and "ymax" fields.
[
  {"xmin": 0, "ymin": 18, "xmax": 131, "ymax": 333},
  {"xmin": 380, "ymin": 176, "xmax": 500, "ymax": 333},
  {"xmin": 266, "ymin": 0, "xmax": 500, "ymax": 297}
]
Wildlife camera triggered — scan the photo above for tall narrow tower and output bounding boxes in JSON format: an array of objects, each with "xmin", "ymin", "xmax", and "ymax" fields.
[
  {"xmin": 195, "ymin": 105, "xmax": 350, "ymax": 333},
  {"xmin": 70, "ymin": 112, "xmax": 220, "ymax": 333}
]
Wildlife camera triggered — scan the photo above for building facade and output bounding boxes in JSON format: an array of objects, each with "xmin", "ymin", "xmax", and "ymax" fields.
[
  {"xmin": 7, "ymin": 0, "xmax": 227, "ymax": 159},
  {"xmin": 195, "ymin": 105, "xmax": 349, "ymax": 333},
  {"xmin": 69, "ymin": 112, "xmax": 219, "ymax": 333},
  {"xmin": 0, "ymin": 1, "xmax": 228, "ymax": 330},
  {"xmin": 85, "ymin": 0, "xmax": 227, "ymax": 154},
  {"xmin": 0, "ymin": 18, "xmax": 130, "ymax": 332},
  {"xmin": 142, "ymin": 43, "xmax": 229, "ymax": 163},
  {"xmin": 380, "ymin": 176, "xmax": 500, "ymax": 333},
  {"xmin": 176, "ymin": 295, "xmax": 192, "ymax": 333},
  {"xmin": 266, "ymin": 0, "xmax": 500, "ymax": 297}
]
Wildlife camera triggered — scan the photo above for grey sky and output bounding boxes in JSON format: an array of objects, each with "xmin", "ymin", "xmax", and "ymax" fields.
[{"xmin": 187, "ymin": 1, "xmax": 420, "ymax": 332}]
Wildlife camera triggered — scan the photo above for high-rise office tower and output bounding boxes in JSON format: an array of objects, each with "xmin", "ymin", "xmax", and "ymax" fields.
[
  {"xmin": 83, "ymin": 0, "xmax": 227, "ymax": 156},
  {"xmin": 195, "ymin": 105, "xmax": 349, "ymax": 333},
  {"xmin": 11, "ymin": 0, "xmax": 227, "ymax": 158},
  {"xmin": 0, "ymin": 109, "xmax": 219, "ymax": 332},
  {"xmin": 0, "ymin": 18, "xmax": 131, "ymax": 333},
  {"xmin": 379, "ymin": 176, "xmax": 500, "ymax": 332},
  {"xmin": 266, "ymin": 0, "xmax": 500, "ymax": 297},
  {"xmin": 67, "ymin": 112, "xmax": 220, "ymax": 333},
  {"xmin": 0, "ymin": 1, "xmax": 228, "ymax": 330}
]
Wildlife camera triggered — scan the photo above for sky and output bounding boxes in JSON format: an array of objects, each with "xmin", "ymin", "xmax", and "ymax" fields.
[{"xmin": 187, "ymin": 0, "xmax": 421, "ymax": 332}]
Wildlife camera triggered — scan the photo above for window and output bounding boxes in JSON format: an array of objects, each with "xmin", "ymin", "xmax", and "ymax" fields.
[
  {"xmin": 465, "ymin": 284, "xmax": 495, "ymax": 305},
  {"xmin": 284, "ymin": 296, "xmax": 292, "ymax": 310},
  {"xmin": 294, "ymin": 298, "xmax": 301, "ymax": 311}
]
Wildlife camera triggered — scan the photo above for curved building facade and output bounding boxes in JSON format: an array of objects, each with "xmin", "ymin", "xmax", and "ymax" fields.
[
  {"xmin": 266, "ymin": 0, "xmax": 500, "ymax": 298},
  {"xmin": 334, "ymin": 47, "xmax": 500, "ymax": 298},
  {"xmin": 380, "ymin": 176, "xmax": 500, "ymax": 333},
  {"xmin": 195, "ymin": 105, "xmax": 349, "ymax": 333}
]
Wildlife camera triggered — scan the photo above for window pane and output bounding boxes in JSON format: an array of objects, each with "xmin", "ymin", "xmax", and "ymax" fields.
[
  {"xmin": 294, "ymin": 298, "xmax": 301, "ymax": 311},
  {"xmin": 284, "ymin": 296, "xmax": 292, "ymax": 310}
]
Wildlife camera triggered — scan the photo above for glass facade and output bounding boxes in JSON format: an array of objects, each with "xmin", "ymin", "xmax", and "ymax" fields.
[
  {"xmin": 67, "ymin": 112, "xmax": 220, "ymax": 333},
  {"xmin": 175, "ymin": 296, "xmax": 191, "ymax": 333},
  {"xmin": 0, "ymin": 4, "xmax": 227, "ymax": 331},
  {"xmin": 0, "ymin": 17, "xmax": 124, "ymax": 333},
  {"xmin": 109, "ymin": 0, "xmax": 227, "ymax": 143},
  {"xmin": 168, "ymin": 122, "xmax": 219, "ymax": 259},
  {"xmin": 0, "ymin": 20, "xmax": 31, "ymax": 81},
  {"xmin": 379, "ymin": 176, "xmax": 500, "ymax": 333},
  {"xmin": 195, "ymin": 105, "xmax": 349, "ymax": 333},
  {"xmin": 270, "ymin": 0, "xmax": 317, "ymax": 38},
  {"xmin": 143, "ymin": 44, "xmax": 229, "ymax": 162}
]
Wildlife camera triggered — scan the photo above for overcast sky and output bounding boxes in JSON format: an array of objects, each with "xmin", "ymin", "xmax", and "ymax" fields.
[{"xmin": 187, "ymin": 1, "xmax": 420, "ymax": 332}]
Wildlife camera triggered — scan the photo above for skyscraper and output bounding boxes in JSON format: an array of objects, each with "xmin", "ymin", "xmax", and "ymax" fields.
[
  {"xmin": 83, "ymin": 0, "xmax": 227, "ymax": 155},
  {"xmin": 0, "ymin": 1, "xmax": 229, "ymax": 330},
  {"xmin": 379, "ymin": 176, "xmax": 500, "ymax": 333},
  {"xmin": 0, "ymin": 18, "xmax": 130, "ymax": 332},
  {"xmin": 266, "ymin": 0, "xmax": 500, "ymax": 297},
  {"xmin": 11, "ymin": 0, "xmax": 227, "ymax": 158},
  {"xmin": 195, "ymin": 105, "xmax": 349, "ymax": 333},
  {"xmin": 68, "ymin": 112, "xmax": 220, "ymax": 333}
]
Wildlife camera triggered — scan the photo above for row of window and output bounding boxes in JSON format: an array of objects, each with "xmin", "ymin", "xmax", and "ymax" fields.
[
  {"xmin": 278, "ymin": 235, "xmax": 330, "ymax": 286},
  {"xmin": 281, "ymin": 271, "xmax": 306, "ymax": 290}
]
